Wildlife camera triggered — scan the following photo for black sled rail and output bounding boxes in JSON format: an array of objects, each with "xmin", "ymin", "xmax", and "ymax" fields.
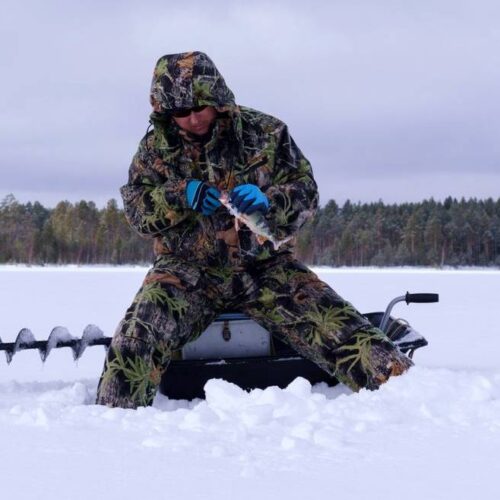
[{"xmin": 0, "ymin": 324, "xmax": 110, "ymax": 363}]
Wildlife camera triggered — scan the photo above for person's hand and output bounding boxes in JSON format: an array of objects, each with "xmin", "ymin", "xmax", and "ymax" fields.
[
  {"xmin": 186, "ymin": 180, "xmax": 221, "ymax": 216},
  {"xmin": 229, "ymin": 184, "xmax": 269, "ymax": 215}
]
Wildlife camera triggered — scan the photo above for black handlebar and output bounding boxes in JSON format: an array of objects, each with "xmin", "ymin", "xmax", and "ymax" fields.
[{"xmin": 405, "ymin": 292, "xmax": 439, "ymax": 304}]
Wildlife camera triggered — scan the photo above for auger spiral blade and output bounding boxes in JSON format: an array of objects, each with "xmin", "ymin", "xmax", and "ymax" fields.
[{"xmin": 0, "ymin": 325, "xmax": 111, "ymax": 363}]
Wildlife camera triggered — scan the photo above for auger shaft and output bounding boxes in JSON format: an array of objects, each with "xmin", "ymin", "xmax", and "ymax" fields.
[{"xmin": 0, "ymin": 325, "xmax": 111, "ymax": 363}]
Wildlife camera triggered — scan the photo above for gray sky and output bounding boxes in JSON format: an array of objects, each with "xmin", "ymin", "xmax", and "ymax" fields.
[{"xmin": 1, "ymin": 0, "xmax": 499, "ymax": 207}]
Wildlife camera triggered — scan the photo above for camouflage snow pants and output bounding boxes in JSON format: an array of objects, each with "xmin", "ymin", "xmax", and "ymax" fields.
[{"xmin": 96, "ymin": 254, "xmax": 412, "ymax": 408}]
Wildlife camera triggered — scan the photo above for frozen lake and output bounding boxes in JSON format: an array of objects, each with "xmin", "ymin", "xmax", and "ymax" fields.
[{"xmin": 0, "ymin": 265, "xmax": 499, "ymax": 500}]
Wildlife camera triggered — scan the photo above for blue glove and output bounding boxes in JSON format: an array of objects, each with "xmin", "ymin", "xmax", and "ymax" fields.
[
  {"xmin": 186, "ymin": 180, "xmax": 221, "ymax": 216},
  {"xmin": 230, "ymin": 184, "xmax": 269, "ymax": 215}
]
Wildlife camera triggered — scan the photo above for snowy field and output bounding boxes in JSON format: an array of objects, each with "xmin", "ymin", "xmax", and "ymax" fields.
[{"xmin": 0, "ymin": 265, "xmax": 499, "ymax": 500}]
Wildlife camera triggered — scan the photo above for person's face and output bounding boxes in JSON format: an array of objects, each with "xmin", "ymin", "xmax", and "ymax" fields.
[{"xmin": 172, "ymin": 105, "xmax": 218, "ymax": 136}]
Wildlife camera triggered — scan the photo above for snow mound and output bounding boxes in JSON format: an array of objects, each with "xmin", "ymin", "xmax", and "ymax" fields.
[
  {"xmin": 1, "ymin": 369, "xmax": 499, "ymax": 499},
  {"xmin": 3, "ymin": 368, "xmax": 499, "ymax": 453}
]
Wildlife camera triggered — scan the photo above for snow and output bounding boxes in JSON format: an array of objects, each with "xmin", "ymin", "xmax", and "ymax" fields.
[{"xmin": 0, "ymin": 266, "xmax": 499, "ymax": 499}]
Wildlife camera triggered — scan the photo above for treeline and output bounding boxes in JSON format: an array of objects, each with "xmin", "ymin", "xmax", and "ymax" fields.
[
  {"xmin": 1, "ymin": 194, "xmax": 500, "ymax": 266},
  {"xmin": 295, "ymin": 197, "xmax": 500, "ymax": 267},
  {"xmin": 0, "ymin": 194, "xmax": 152, "ymax": 264}
]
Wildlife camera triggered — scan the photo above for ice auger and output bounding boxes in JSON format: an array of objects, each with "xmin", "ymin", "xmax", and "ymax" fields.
[{"xmin": 0, "ymin": 324, "xmax": 110, "ymax": 363}]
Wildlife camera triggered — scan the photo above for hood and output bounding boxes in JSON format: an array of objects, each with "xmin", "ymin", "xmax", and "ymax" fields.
[{"xmin": 150, "ymin": 51, "xmax": 236, "ymax": 117}]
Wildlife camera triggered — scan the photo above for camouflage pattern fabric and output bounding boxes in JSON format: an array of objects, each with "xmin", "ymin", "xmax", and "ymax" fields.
[
  {"xmin": 96, "ymin": 255, "xmax": 412, "ymax": 408},
  {"xmin": 96, "ymin": 51, "xmax": 412, "ymax": 408},
  {"xmin": 150, "ymin": 52, "xmax": 236, "ymax": 114},
  {"xmin": 121, "ymin": 51, "xmax": 318, "ymax": 267}
]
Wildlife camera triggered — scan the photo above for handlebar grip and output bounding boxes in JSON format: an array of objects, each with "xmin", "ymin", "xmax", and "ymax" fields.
[{"xmin": 405, "ymin": 292, "xmax": 439, "ymax": 304}]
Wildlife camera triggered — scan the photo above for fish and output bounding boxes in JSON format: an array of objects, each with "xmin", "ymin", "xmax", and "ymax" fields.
[{"xmin": 219, "ymin": 192, "xmax": 293, "ymax": 251}]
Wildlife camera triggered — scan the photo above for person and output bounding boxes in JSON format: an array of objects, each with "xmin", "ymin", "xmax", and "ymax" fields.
[{"xmin": 96, "ymin": 51, "xmax": 412, "ymax": 408}]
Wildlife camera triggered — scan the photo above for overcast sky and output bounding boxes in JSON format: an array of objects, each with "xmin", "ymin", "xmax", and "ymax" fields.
[{"xmin": 1, "ymin": 0, "xmax": 499, "ymax": 207}]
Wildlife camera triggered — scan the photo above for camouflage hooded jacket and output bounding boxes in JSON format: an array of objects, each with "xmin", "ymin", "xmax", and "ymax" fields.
[{"xmin": 121, "ymin": 52, "xmax": 319, "ymax": 268}]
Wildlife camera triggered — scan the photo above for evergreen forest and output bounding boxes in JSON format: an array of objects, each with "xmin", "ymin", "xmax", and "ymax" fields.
[{"xmin": 1, "ymin": 194, "xmax": 499, "ymax": 267}]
